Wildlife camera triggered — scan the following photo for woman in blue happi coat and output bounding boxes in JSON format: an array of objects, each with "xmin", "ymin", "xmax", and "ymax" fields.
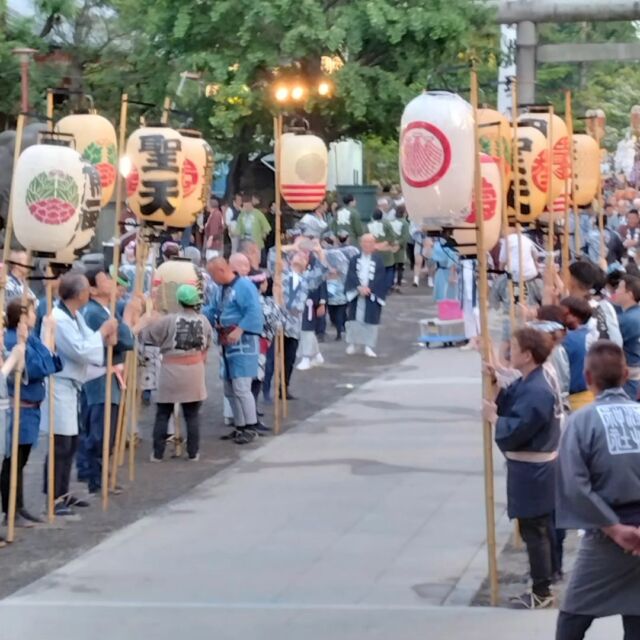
[{"xmin": 0, "ymin": 298, "xmax": 61, "ymax": 526}]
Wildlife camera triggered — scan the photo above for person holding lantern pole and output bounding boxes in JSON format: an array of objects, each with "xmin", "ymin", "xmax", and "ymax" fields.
[
  {"xmin": 5, "ymin": 250, "xmax": 36, "ymax": 307},
  {"xmin": 0, "ymin": 299, "xmax": 61, "ymax": 527},
  {"xmin": 78, "ymin": 266, "xmax": 137, "ymax": 495},
  {"xmin": 42, "ymin": 272, "xmax": 118, "ymax": 516},
  {"xmin": 367, "ymin": 208, "xmax": 398, "ymax": 295}
]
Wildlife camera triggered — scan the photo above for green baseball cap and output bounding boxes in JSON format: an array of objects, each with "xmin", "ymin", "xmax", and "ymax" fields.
[{"xmin": 176, "ymin": 284, "xmax": 202, "ymax": 307}]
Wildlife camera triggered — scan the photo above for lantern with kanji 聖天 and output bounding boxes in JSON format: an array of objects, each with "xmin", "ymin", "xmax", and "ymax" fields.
[
  {"xmin": 518, "ymin": 112, "xmax": 569, "ymax": 200},
  {"xmin": 57, "ymin": 113, "xmax": 117, "ymax": 207},
  {"xmin": 451, "ymin": 154, "xmax": 502, "ymax": 257},
  {"xmin": 509, "ymin": 125, "xmax": 547, "ymax": 223},
  {"xmin": 153, "ymin": 258, "xmax": 203, "ymax": 313},
  {"xmin": 280, "ymin": 133, "xmax": 328, "ymax": 211},
  {"xmin": 53, "ymin": 162, "xmax": 103, "ymax": 264},
  {"xmin": 572, "ymin": 134, "xmax": 600, "ymax": 207},
  {"xmin": 126, "ymin": 126, "xmax": 186, "ymax": 227},
  {"xmin": 12, "ymin": 144, "xmax": 85, "ymax": 255},
  {"xmin": 400, "ymin": 91, "xmax": 474, "ymax": 224},
  {"xmin": 585, "ymin": 109, "xmax": 606, "ymax": 141},
  {"xmin": 477, "ymin": 108, "xmax": 511, "ymax": 191},
  {"xmin": 176, "ymin": 130, "xmax": 214, "ymax": 225}
]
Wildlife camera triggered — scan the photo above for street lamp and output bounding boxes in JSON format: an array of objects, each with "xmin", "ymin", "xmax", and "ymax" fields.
[{"xmin": 12, "ymin": 48, "xmax": 37, "ymax": 113}]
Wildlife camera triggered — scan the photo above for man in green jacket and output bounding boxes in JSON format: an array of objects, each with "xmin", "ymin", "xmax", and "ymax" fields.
[
  {"xmin": 367, "ymin": 209, "xmax": 398, "ymax": 294},
  {"xmin": 236, "ymin": 194, "xmax": 272, "ymax": 252},
  {"xmin": 389, "ymin": 206, "xmax": 410, "ymax": 291},
  {"xmin": 333, "ymin": 194, "xmax": 363, "ymax": 245}
]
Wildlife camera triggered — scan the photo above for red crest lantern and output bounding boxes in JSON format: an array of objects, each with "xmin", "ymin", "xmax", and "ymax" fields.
[
  {"xmin": 12, "ymin": 144, "xmax": 85, "ymax": 254},
  {"xmin": 510, "ymin": 126, "xmax": 547, "ymax": 223},
  {"xmin": 400, "ymin": 92, "xmax": 474, "ymax": 223},
  {"xmin": 518, "ymin": 112, "xmax": 569, "ymax": 200},
  {"xmin": 57, "ymin": 113, "xmax": 117, "ymax": 207},
  {"xmin": 572, "ymin": 134, "xmax": 600, "ymax": 207},
  {"xmin": 280, "ymin": 133, "xmax": 328, "ymax": 211},
  {"xmin": 477, "ymin": 108, "xmax": 511, "ymax": 191},
  {"xmin": 452, "ymin": 154, "xmax": 502, "ymax": 257},
  {"xmin": 176, "ymin": 130, "xmax": 214, "ymax": 224},
  {"xmin": 53, "ymin": 162, "xmax": 103, "ymax": 264},
  {"xmin": 126, "ymin": 126, "xmax": 186, "ymax": 227},
  {"xmin": 153, "ymin": 258, "xmax": 203, "ymax": 313}
]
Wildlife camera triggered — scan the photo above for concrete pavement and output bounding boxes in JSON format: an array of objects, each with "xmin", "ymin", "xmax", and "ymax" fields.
[{"xmin": 0, "ymin": 346, "xmax": 620, "ymax": 639}]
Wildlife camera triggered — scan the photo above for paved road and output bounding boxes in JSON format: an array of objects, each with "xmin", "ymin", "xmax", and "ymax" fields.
[{"xmin": 0, "ymin": 344, "xmax": 621, "ymax": 639}]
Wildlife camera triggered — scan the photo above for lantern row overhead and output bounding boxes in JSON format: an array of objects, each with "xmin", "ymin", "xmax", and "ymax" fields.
[{"xmin": 398, "ymin": 90, "xmax": 603, "ymax": 257}]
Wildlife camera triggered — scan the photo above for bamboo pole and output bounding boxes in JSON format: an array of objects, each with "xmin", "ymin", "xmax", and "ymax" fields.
[
  {"xmin": 471, "ymin": 67, "xmax": 499, "ymax": 607},
  {"xmin": 101, "ymin": 93, "xmax": 128, "ymax": 510},
  {"xmin": 562, "ymin": 91, "xmax": 574, "ymax": 286},
  {"xmin": 160, "ymin": 96, "xmax": 171, "ymax": 126},
  {"xmin": 6, "ymin": 253, "xmax": 31, "ymax": 542},
  {"xmin": 109, "ymin": 350, "xmax": 130, "ymax": 489},
  {"xmin": 273, "ymin": 113, "xmax": 285, "ymax": 434},
  {"xmin": 595, "ymin": 124, "xmax": 605, "ymax": 265},
  {"xmin": 546, "ymin": 106, "xmax": 555, "ymax": 285},
  {"xmin": 45, "ymin": 93, "xmax": 57, "ymax": 523}
]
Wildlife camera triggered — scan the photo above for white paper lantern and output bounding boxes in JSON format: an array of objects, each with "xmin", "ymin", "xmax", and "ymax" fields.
[
  {"xmin": 153, "ymin": 258, "xmax": 203, "ymax": 313},
  {"xmin": 12, "ymin": 144, "xmax": 84, "ymax": 254},
  {"xmin": 53, "ymin": 162, "xmax": 103, "ymax": 264},
  {"xmin": 176, "ymin": 130, "xmax": 214, "ymax": 224},
  {"xmin": 57, "ymin": 113, "xmax": 117, "ymax": 207},
  {"xmin": 399, "ymin": 91, "xmax": 474, "ymax": 224},
  {"xmin": 452, "ymin": 154, "xmax": 502, "ymax": 257},
  {"xmin": 572, "ymin": 134, "xmax": 600, "ymax": 207},
  {"xmin": 280, "ymin": 133, "xmax": 328, "ymax": 211},
  {"xmin": 126, "ymin": 126, "xmax": 186, "ymax": 227}
]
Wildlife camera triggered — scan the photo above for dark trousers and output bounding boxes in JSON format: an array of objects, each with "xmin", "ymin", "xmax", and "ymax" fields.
[
  {"xmin": 329, "ymin": 304, "xmax": 347, "ymax": 337},
  {"xmin": 407, "ymin": 242, "xmax": 416, "ymax": 271},
  {"xmin": 79, "ymin": 403, "xmax": 118, "ymax": 493},
  {"xmin": 43, "ymin": 435, "xmax": 78, "ymax": 500},
  {"xmin": 556, "ymin": 612, "xmax": 640, "ymax": 640},
  {"xmin": 385, "ymin": 265, "xmax": 395, "ymax": 293},
  {"xmin": 518, "ymin": 514, "xmax": 554, "ymax": 597},
  {"xmin": 153, "ymin": 401, "xmax": 201, "ymax": 459},
  {"xmin": 283, "ymin": 336, "xmax": 299, "ymax": 390},
  {"xmin": 251, "ymin": 379, "xmax": 262, "ymax": 406},
  {"xmin": 1, "ymin": 444, "xmax": 32, "ymax": 514},
  {"xmin": 263, "ymin": 341, "xmax": 275, "ymax": 399},
  {"xmin": 395, "ymin": 262, "xmax": 405, "ymax": 286}
]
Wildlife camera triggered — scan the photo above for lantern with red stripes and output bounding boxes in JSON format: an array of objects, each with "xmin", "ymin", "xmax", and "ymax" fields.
[
  {"xmin": 280, "ymin": 133, "xmax": 328, "ymax": 211},
  {"xmin": 452, "ymin": 154, "xmax": 502, "ymax": 257},
  {"xmin": 175, "ymin": 130, "xmax": 215, "ymax": 224},
  {"xmin": 399, "ymin": 91, "xmax": 474, "ymax": 224},
  {"xmin": 517, "ymin": 112, "xmax": 569, "ymax": 200}
]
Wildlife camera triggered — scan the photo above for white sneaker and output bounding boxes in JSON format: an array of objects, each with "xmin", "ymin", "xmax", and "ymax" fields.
[
  {"xmin": 412, "ymin": 276, "xmax": 419, "ymax": 287},
  {"xmin": 313, "ymin": 353, "xmax": 325, "ymax": 366},
  {"xmin": 296, "ymin": 357, "xmax": 312, "ymax": 371},
  {"xmin": 149, "ymin": 453, "xmax": 163, "ymax": 463},
  {"xmin": 346, "ymin": 344, "xmax": 357, "ymax": 355},
  {"xmin": 427, "ymin": 276, "xmax": 434, "ymax": 287},
  {"xmin": 364, "ymin": 347, "xmax": 377, "ymax": 358}
]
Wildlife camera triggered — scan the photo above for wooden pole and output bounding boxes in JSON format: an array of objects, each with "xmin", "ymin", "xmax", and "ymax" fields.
[
  {"xmin": 6, "ymin": 253, "xmax": 31, "ymax": 542},
  {"xmin": 546, "ymin": 106, "xmax": 555, "ymax": 284},
  {"xmin": 510, "ymin": 84, "xmax": 526, "ymax": 307},
  {"xmin": 109, "ymin": 350, "xmax": 130, "ymax": 489},
  {"xmin": 562, "ymin": 91, "xmax": 574, "ymax": 286},
  {"xmin": 471, "ymin": 67, "xmax": 499, "ymax": 607},
  {"xmin": 273, "ymin": 113, "xmax": 285, "ymax": 434},
  {"xmin": 160, "ymin": 96, "xmax": 171, "ymax": 125},
  {"xmin": 595, "ymin": 123, "xmax": 605, "ymax": 265},
  {"xmin": 101, "ymin": 93, "xmax": 128, "ymax": 510}
]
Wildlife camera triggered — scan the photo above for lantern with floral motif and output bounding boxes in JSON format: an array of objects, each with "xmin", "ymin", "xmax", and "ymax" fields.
[
  {"xmin": 518, "ymin": 112, "xmax": 569, "ymax": 200},
  {"xmin": 12, "ymin": 144, "xmax": 85, "ymax": 255},
  {"xmin": 57, "ymin": 113, "xmax": 117, "ymax": 207},
  {"xmin": 400, "ymin": 91, "xmax": 474, "ymax": 224},
  {"xmin": 509, "ymin": 126, "xmax": 547, "ymax": 223},
  {"xmin": 451, "ymin": 154, "xmax": 502, "ymax": 257},
  {"xmin": 126, "ymin": 126, "xmax": 186, "ymax": 227},
  {"xmin": 280, "ymin": 133, "xmax": 328, "ymax": 211},
  {"xmin": 572, "ymin": 134, "xmax": 600, "ymax": 207},
  {"xmin": 53, "ymin": 162, "xmax": 103, "ymax": 264}
]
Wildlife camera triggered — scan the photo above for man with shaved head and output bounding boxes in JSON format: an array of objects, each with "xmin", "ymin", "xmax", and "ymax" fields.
[
  {"xmin": 344, "ymin": 233, "xmax": 387, "ymax": 358},
  {"xmin": 205, "ymin": 257, "xmax": 264, "ymax": 444},
  {"xmin": 229, "ymin": 252, "xmax": 251, "ymax": 277}
]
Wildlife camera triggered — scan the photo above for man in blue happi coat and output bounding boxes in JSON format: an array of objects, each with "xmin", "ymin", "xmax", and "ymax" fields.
[
  {"xmin": 78, "ymin": 266, "xmax": 136, "ymax": 494},
  {"xmin": 205, "ymin": 257, "xmax": 264, "ymax": 444}
]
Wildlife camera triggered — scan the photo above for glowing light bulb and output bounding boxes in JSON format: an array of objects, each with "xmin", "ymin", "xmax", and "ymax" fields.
[
  {"xmin": 318, "ymin": 81, "xmax": 331, "ymax": 97},
  {"xmin": 275, "ymin": 86, "xmax": 289, "ymax": 102},
  {"xmin": 291, "ymin": 85, "xmax": 305, "ymax": 101}
]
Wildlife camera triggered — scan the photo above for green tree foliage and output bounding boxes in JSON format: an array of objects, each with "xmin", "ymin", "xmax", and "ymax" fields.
[{"xmin": 536, "ymin": 21, "xmax": 640, "ymax": 146}]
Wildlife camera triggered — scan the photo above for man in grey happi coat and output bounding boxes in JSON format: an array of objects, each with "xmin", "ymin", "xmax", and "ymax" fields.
[{"xmin": 556, "ymin": 340, "xmax": 640, "ymax": 640}]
